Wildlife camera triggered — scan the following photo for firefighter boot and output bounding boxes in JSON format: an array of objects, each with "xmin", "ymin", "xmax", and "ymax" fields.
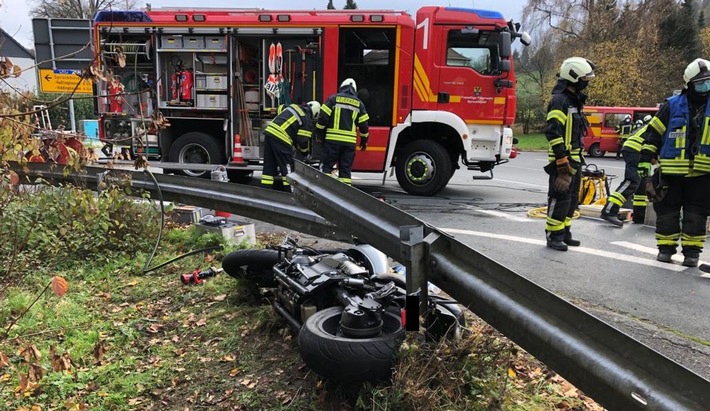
[
  {"xmin": 656, "ymin": 247, "xmax": 675, "ymax": 263},
  {"xmin": 563, "ymin": 227, "xmax": 581, "ymax": 247},
  {"xmin": 546, "ymin": 231, "xmax": 568, "ymax": 252},
  {"xmin": 601, "ymin": 210, "xmax": 624, "ymax": 227}
]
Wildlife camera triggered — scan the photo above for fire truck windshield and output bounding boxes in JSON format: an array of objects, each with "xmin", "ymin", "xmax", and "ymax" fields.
[{"xmin": 446, "ymin": 30, "xmax": 504, "ymax": 76}]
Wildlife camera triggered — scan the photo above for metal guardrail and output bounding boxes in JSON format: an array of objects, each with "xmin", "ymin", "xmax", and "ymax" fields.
[
  {"xmin": 287, "ymin": 161, "xmax": 710, "ymax": 411},
  {"xmin": 11, "ymin": 160, "xmax": 710, "ymax": 410},
  {"xmin": 10, "ymin": 163, "xmax": 350, "ymax": 242}
]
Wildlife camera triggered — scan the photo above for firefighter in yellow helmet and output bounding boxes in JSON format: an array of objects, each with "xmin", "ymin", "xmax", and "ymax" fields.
[
  {"xmin": 543, "ymin": 57, "xmax": 596, "ymax": 251},
  {"xmin": 639, "ymin": 58, "xmax": 710, "ymax": 267}
]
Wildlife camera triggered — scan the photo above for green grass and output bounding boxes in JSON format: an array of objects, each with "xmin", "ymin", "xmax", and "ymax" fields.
[{"xmin": 516, "ymin": 133, "xmax": 548, "ymax": 151}]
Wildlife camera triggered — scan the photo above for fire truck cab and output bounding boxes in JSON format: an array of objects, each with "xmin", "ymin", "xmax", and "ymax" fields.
[{"xmin": 92, "ymin": 6, "xmax": 529, "ymax": 195}]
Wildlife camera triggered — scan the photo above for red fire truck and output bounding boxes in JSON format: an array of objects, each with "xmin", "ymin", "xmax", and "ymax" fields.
[
  {"xmin": 92, "ymin": 6, "xmax": 530, "ymax": 195},
  {"xmin": 583, "ymin": 106, "xmax": 658, "ymax": 158}
]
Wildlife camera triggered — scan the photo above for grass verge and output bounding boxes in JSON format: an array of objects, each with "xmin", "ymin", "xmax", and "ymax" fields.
[{"xmin": 516, "ymin": 133, "xmax": 548, "ymax": 151}]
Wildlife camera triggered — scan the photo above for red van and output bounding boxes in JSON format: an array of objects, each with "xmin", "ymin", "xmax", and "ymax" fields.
[{"xmin": 583, "ymin": 106, "xmax": 658, "ymax": 157}]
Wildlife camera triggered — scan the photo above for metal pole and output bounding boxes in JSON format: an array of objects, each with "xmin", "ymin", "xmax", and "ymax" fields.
[{"xmin": 69, "ymin": 99, "xmax": 76, "ymax": 131}]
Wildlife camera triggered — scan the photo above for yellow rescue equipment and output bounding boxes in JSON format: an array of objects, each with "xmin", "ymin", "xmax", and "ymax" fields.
[{"xmin": 578, "ymin": 164, "xmax": 609, "ymax": 206}]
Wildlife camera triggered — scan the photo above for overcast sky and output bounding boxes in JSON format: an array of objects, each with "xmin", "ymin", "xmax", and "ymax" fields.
[{"xmin": 1, "ymin": 0, "xmax": 526, "ymax": 50}]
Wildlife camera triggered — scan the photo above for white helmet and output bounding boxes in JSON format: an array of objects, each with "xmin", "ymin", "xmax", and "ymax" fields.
[
  {"xmin": 306, "ymin": 100, "xmax": 320, "ymax": 119},
  {"xmin": 643, "ymin": 114, "xmax": 652, "ymax": 123},
  {"xmin": 635, "ymin": 119, "xmax": 643, "ymax": 127},
  {"xmin": 340, "ymin": 78, "xmax": 357, "ymax": 92},
  {"xmin": 559, "ymin": 57, "xmax": 596, "ymax": 83},
  {"xmin": 624, "ymin": 114, "xmax": 632, "ymax": 121},
  {"xmin": 683, "ymin": 58, "xmax": 710, "ymax": 85}
]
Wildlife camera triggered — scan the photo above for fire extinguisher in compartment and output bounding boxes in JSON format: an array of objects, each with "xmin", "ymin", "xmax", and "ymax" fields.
[
  {"xmin": 180, "ymin": 68, "xmax": 193, "ymax": 104},
  {"xmin": 169, "ymin": 55, "xmax": 193, "ymax": 106},
  {"xmin": 108, "ymin": 78, "xmax": 125, "ymax": 113}
]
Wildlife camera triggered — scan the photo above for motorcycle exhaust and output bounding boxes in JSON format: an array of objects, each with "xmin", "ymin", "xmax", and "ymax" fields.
[{"xmin": 273, "ymin": 301, "xmax": 302, "ymax": 332}]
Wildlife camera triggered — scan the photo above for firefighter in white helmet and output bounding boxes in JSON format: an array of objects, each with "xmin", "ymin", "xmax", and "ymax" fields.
[
  {"xmin": 260, "ymin": 101, "xmax": 320, "ymax": 192},
  {"xmin": 638, "ymin": 58, "xmax": 710, "ymax": 267},
  {"xmin": 615, "ymin": 114, "xmax": 634, "ymax": 159},
  {"xmin": 315, "ymin": 78, "xmax": 369, "ymax": 185},
  {"xmin": 543, "ymin": 57, "xmax": 596, "ymax": 251}
]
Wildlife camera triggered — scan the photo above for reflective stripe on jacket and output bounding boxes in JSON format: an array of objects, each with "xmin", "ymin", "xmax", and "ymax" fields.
[
  {"xmin": 316, "ymin": 87, "xmax": 369, "ymax": 145},
  {"xmin": 265, "ymin": 104, "xmax": 313, "ymax": 146}
]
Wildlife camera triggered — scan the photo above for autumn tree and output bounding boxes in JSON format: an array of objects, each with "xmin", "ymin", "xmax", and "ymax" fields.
[
  {"xmin": 344, "ymin": 0, "xmax": 358, "ymax": 10},
  {"xmin": 31, "ymin": 0, "xmax": 138, "ymax": 19}
]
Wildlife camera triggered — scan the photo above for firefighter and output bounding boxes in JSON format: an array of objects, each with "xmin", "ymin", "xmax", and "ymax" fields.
[
  {"xmin": 615, "ymin": 115, "xmax": 633, "ymax": 159},
  {"xmin": 639, "ymin": 58, "xmax": 710, "ymax": 267},
  {"xmin": 260, "ymin": 101, "xmax": 321, "ymax": 192},
  {"xmin": 600, "ymin": 115, "xmax": 652, "ymax": 227},
  {"xmin": 543, "ymin": 57, "xmax": 596, "ymax": 251},
  {"xmin": 316, "ymin": 78, "xmax": 369, "ymax": 185}
]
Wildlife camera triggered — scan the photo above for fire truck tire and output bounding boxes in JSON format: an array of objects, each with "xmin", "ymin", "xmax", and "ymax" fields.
[
  {"xmin": 169, "ymin": 132, "xmax": 225, "ymax": 178},
  {"xmin": 395, "ymin": 140, "xmax": 452, "ymax": 196},
  {"xmin": 587, "ymin": 143, "xmax": 605, "ymax": 158},
  {"xmin": 298, "ymin": 306, "xmax": 405, "ymax": 384}
]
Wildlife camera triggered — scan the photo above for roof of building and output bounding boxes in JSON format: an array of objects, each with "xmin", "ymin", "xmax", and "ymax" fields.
[{"xmin": 0, "ymin": 28, "xmax": 34, "ymax": 60}]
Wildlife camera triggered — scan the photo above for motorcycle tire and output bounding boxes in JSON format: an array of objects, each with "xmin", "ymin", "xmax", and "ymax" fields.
[
  {"xmin": 298, "ymin": 306, "xmax": 405, "ymax": 384},
  {"xmin": 221, "ymin": 249, "xmax": 281, "ymax": 287}
]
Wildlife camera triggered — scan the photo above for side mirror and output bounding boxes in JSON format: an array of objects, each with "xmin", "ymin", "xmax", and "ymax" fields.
[
  {"xmin": 499, "ymin": 60, "xmax": 511, "ymax": 73},
  {"xmin": 500, "ymin": 31, "xmax": 511, "ymax": 58},
  {"xmin": 519, "ymin": 31, "xmax": 531, "ymax": 47},
  {"xmin": 513, "ymin": 137, "xmax": 519, "ymax": 145}
]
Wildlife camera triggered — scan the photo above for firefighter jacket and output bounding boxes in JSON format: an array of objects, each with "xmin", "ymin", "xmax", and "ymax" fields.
[
  {"xmin": 316, "ymin": 85, "xmax": 369, "ymax": 145},
  {"xmin": 264, "ymin": 103, "xmax": 313, "ymax": 149},
  {"xmin": 640, "ymin": 93, "xmax": 710, "ymax": 175},
  {"xmin": 621, "ymin": 125, "xmax": 648, "ymax": 153},
  {"xmin": 544, "ymin": 79, "xmax": 588, "ymax": 164},
  {"xmin": 615, "ymin": 120, "xmax": 633, "ymax": 136}
]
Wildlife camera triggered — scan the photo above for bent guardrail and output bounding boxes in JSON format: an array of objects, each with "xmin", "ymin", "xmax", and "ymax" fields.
[{"xmin": 11, "ymin": 161, "xmax": 710, "ymax": 410}]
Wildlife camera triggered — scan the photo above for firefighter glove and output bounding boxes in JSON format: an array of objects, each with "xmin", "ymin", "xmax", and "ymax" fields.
[
  {"xmin": 638, "ymin": 162, "xmax": 651, "ymax": 178},
  {"xmin": 645, "ymin": 179, "xmax": 657, "ymax": 202},
  {"xmin": 359, "ymin": 136, "xmax": 368, "ymax": 151},
  {"xmin": 555, "ymin": 157, "xmax": 572, "ymax": 175},
  {"xmin": 314, "ymin": 129, "xmax": 325, "ymax": 143},
  {"xmin": 553, "ymin": 173, "xmax": 572, "ymax": 192}
]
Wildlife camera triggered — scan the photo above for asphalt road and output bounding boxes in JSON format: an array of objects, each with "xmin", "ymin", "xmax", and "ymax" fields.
[{"xmin": 346, "ymin": 151, "xmax": 710, "ymax": 380}]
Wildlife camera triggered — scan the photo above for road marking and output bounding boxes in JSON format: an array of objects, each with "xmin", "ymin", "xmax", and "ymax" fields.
[
  {"xmin": 464, "ymin": 206, "xmax": 533, "ymax": 222},
  {"xmin": 612, "ymin": 241, "xmax": 710, "ymax": 269},
  {"xmin": 441, "ymin": 228, "xmax": 688, "ymax": 272},
  {"xmin": 489, "ymin": 178, "xmax": 547, "ymax": 189}
]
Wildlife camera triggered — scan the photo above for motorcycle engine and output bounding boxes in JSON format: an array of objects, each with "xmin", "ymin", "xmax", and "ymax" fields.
[{"xmin": 274, "ymin": 253, "xmax": 370, "ymax": 323}]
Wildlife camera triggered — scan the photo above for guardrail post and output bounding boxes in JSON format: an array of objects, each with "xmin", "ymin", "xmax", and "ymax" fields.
[{"xmin": 400, "ymin": 225, "xmax": 427, "ymax": 331}]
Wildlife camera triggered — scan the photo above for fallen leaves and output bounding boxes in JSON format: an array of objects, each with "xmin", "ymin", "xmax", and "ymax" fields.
[{"xmin": 50, "ymin": 276, "xmax": 69, "ymax": 297}]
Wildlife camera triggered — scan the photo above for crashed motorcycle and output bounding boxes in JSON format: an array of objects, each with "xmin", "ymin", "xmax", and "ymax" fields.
[{"xmin": 221, "ymin": 237, "xmax": 465, "ymax": 384}]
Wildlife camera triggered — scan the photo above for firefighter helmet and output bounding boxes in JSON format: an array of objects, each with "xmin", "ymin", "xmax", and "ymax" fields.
[
  {"xmin": 340, "ymin": 78, "xmax": 357, "ymax": 92},
  {"xmin": 683, "ymin": 58, "xmax": 710, "ymax": 85},
  {"xmin": 624, "ymin": 114, "xmax": 631, "ymax": 121},
  {"xmin": 635, "ymin": 119, "xmax": 643, "ymax": 127},
  {"xmin": 559, "ymin": 57, "xmax": 596, "ymax": 83},
  {"xmin": 643, "ymin": 115, "xmax": 652, "ymax": 123},
  {"xmin": 306, "ymin": 101, "xmax": 321, "ymax": 119}
]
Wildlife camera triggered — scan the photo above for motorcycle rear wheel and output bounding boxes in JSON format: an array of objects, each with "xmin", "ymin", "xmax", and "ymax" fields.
[
  {"xmin": 298, "ymin": 306, "xmax": 405, "ymax": 384},
  {"xmin": 221, "ymin": 249, "xmax": 280, "ymax": 287}
]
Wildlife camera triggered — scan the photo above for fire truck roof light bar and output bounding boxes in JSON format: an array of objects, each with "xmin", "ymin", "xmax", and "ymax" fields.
[
  {"xmin": 193, "ymin": 14, "xmax": 206, "ymax": 22},
  {"xmin": 350, "ymin": 15, "xmax": 365, "ymax": 22},
  {"xmin": 277, "ymin": 15, "xmax": 291, "ymax": 22},
  {"xmin": 370, "ymin": 15, "xmax": 384, "ymax": 22},
  {"xmin": 175, "ymin": 14, "xmax": 188, "ymax": 22},
  {"xmin": 259, "ymin": 15, "xmax": 273, "ymax": 22}
]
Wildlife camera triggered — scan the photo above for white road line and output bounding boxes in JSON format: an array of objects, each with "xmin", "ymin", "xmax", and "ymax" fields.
[
  {"xmin": 441, "ymin": 228, "xmax": 688, "ymax": 272},
  {"xmin": 488, "ymin": 178, "xmax": 547, "ymax": 189},
  {"xmin": 465, "ymin": 206, "xmax": 533, "ymax": 222},
  {"xmin": 612, "ymin": 241, "xmax": 710, "ymax": 268}
]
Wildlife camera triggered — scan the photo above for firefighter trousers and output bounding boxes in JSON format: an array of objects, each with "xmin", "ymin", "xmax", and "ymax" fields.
[
  {"xmin": 603, "ymin": 151, "xmax": 641, "ymax": 216},
  {"xmin": 320, "ymin": 141, "xmax": 355, "ymax": 185},
  {"xmin": 653, "ymin": 173, "xmax": 710, "ymax": 257},
  {"xmin": 546, "ymin": 166, "xmax": 582, "ymax": 241},
  {"xmin": 261, "ymin": 133, "xmax": 294, "ymax": 192}
]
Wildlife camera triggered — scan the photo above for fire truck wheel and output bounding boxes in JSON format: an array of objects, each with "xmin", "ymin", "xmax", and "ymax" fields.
[
  {"xmin": 169, "ymin": 132, "xmax": 225, "ymax": 178},
  {"xmin": 395, "ymin": 140, "xmax": 452, "ymax": 196},
  {"xmin": 587, "ymin": 143, "xmax": 605, "ymax": 158},
  {"xmin": 298, "ymin": 306, "xmax": 405, "ymax": 384}
]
